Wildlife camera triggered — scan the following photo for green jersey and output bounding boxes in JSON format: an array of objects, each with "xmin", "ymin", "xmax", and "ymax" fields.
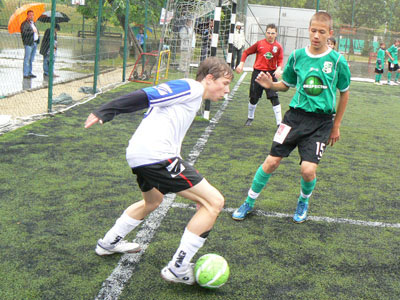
[
  {"xmin": 387, "ymin": 44, "xmax": 398, "ymax": 64},
  {"xmin": 282, "ymin": 47, "xmax": 351, "ymax": 114},
  {"xmin": 376, "ymin": 48, "xmax": 385, "ymax": 69}
]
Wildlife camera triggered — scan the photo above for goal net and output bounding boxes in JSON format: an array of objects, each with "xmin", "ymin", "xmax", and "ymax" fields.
[{"xmin": 159, "ymin": 0, "xmax": 238, "ymax": 78}]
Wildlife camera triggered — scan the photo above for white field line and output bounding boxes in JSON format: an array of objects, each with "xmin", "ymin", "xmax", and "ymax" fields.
[
  {"xmin": 95, "ymin": 73, "xmax": 248, "ymax": 300},
  {"xmin": 171, "ymin": 202, "xmax": 400, "ymax": 229}
]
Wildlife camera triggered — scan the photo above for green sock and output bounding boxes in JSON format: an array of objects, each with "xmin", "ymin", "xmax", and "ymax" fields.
[
  {"xmin": 396, "ymin": 72, "xmax": 400, "ymax": 81},
  {"xmin": 298, "ymin": 177, "xmax": 317, "ymax": 204},
  {"xmin": 388, "ymin": 72, "xmax": 392, "ymax": 82},
  {"xmin": 375, "ymin": 75, "xmax": 379, "ymax": 82},
  {"xmin": 245, "ymin": 165, "xmax": 271, "ymax": 208},
  {"xmin": 378, "ymin": 74, "xmax": 382, "ymax": 82}
]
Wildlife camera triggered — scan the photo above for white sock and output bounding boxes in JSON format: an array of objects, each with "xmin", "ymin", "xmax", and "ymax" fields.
[
  {"xmin": 248, "ymin": 103, "xmax": 257, "ymax": 119},
  {"xmin": 272, "ymin": 104, "xmax": 282, "ymax": 125},
  {"xmin": 168, "ymin": 228, "xmax": 206, "ymax": 275},
  {"xmin": 102, "ymin": 211, "xmax": 143, "ymax": 245}
]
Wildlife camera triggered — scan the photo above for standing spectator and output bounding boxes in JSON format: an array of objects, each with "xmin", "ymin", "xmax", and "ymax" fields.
[
  {"xmin": 40, "ymin": 24, "xmax": 60, "ymax": 78},
  {"xmin": 374, "ymin": 42, "xmax": 385, "ymax": 85},
  {"xmin": 136, "ymin": 28, "xmax": 146, "ymax": 49},
  {"xmin": 178, "ymin": 19, "xmax": 193, "ymax": 72},
  {"xmin": 20, "ymin": 10, "xmax": 40, "ymax": 79},
  {"xmin": 235, "ymin": 23, "xmax": 284, "ymax": 127},
  {"xmin": 385, "ymin": 39, "xmax": 400, "ymax": 85},
  {"xmin": 199, "ymin": 19, "xmax": 213, "ymax": 62},
  {"xmin": 231, "ymin": 22, "xmax": 245, "ymax": 69},
  {"xmin": 232, "ymin": 12, "xmax": 351, "ymax": 224}
]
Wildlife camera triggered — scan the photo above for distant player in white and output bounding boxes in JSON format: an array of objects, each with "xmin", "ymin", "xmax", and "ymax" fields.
[{"xmin": 85, "ymin": 57, "xmax": 233, "ymax": 285}]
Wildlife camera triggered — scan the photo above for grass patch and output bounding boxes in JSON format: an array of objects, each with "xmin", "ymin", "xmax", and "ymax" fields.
[{"xmin": 0, "ymin": 78, "xmax": 399, "ymax": 299}]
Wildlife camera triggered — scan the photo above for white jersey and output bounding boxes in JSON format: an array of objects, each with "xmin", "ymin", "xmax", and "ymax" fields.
[{"xmin": 126, "ymin": 79, "xmax": 204, "ymax": 168}]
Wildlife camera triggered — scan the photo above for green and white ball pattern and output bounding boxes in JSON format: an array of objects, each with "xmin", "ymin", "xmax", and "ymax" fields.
[
  {"xmin": 303, "ymin": 75, "xmax": 325, "ymax": 96},
  {"xmin": 194, "ymin": 254, "xmax": 230, "ymax": 288}
]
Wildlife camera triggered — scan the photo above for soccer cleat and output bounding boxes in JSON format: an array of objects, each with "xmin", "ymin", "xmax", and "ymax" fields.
[
  {"xmin": 388, "ymin": 81, "xmax": 396, "ymax": 86},
  {"xmin": 161, "ymin": 263, "xmax": 195, "ymax": 285},
  {"xmin": 293, "ymin": 201, "xmax": 309, "ymax": 223},
  {"xmin": 232, "ymin": 202, "xmax": 253, "ymax": 221},
  {"xmin": 244, "ymin": 118, "xmax": 253, "ymax": 126},
  {"xmin": 95, "ymin": 239, "xmax": 141, "ymax": 256}
]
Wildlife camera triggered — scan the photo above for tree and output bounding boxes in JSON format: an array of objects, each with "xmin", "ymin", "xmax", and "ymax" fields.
[{"xmin": 77, "ymin": 0, "xmax": 165, "ymax": 56}]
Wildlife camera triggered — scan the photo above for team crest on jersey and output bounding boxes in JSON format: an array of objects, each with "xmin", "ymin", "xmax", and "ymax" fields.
[
  {"xmin": 322, "ymin": 61, "xmax": 333, "ymax": 74},
  {"xmin": 264, "ymin": 52, "xmax": 273, "ymax": 60},
  {"xmin": 272, "ymin": 46, "xmax": 278, "ymax": 53}
]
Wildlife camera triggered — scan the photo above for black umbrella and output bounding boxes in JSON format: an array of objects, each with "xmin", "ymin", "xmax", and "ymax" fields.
[{"xmin": 37, "ymin": 11, "xmax": 70, "ymax": 23}]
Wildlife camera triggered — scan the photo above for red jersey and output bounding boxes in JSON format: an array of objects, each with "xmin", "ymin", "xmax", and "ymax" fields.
[{"xmin": 241, "ymin": 39, "xmax": 284, "ymax": 71}]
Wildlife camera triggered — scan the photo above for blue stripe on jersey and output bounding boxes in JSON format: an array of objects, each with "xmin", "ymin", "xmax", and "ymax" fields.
[{"xmin": 142, "ymin": 80, "xmax": 191, "ymax": 105}]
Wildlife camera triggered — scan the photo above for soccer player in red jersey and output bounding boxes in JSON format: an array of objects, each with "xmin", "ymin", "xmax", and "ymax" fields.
[{"xmin": 236, "ymin": 24, "xmax": 284, "ymax": 127}]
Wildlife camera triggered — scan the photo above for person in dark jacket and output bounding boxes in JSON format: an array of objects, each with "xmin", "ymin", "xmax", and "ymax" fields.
[
  {"xmin": 40, "ymin": 24, "xmax": 60, "ymax": 77},
  {"xmin": 20, "ymin": 10, "xmax": 40, "ymax": 78}
]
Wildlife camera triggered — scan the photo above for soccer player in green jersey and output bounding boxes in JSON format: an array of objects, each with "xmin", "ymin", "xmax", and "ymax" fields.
[
  {"xmin": 375, "ymin": 42, "xmax": 386, "ymax": 85},
  {"xmin": 232, "ymin": 12, "xmax": 351, "ymax": 223},
  {"xmin": 385, "ymin": 39, "xmax": 400, "ymax": 85}
]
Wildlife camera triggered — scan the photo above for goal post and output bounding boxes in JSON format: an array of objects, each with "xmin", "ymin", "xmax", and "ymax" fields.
[{"xmin": 128, "ymin": 49, "xmax": 171, "ymax": 84}]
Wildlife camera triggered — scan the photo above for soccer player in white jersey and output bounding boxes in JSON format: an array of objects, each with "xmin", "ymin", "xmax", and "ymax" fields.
[
  {"xmin": 232, "ymin": 12, "xmax": 351, "ymax": 223},
  {"xmin": 85, "ymin": 57, "xmax": 233, "ymax": 285}
]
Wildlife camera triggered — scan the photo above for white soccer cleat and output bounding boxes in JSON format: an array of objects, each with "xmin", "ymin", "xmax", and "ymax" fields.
[
  {"xmin": 161, "ymin": 263, "xmax": 195, "ymax": 285},
  {"xmin": 95, "ymin": 239, "xmax": 141, "ymax": 256}
]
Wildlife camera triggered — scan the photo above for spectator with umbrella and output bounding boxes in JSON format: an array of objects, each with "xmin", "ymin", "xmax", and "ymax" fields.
[
  {"xmin": 37, "ymin": 11, "xmax": 70, "ymax": 78},
  {"xmin": 40, "ymin": 23, "xmax": 60, "ymax": 78},
  {"xmin": 20, "ymin": 10, "xmax": 40, "ymax": 78},
  {"xmin": 8, "ymin": 3, "xmax": 45, "ymax": 79}
]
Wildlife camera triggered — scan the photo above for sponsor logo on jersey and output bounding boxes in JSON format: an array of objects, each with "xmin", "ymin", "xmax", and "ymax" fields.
[
  {"xmin": 154, "ymin": 83, "xmax": 173, "ymax": 96},
  {"xmin": 303, "ymin": 75, "xmax": 327, "ymax": 96},
  {"xmin": 264, "ymin": 52, "xmax": 273, "ymax": 60}
]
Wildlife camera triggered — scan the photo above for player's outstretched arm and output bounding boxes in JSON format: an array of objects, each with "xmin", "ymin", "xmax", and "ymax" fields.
[
  {"xmin": 255, "ymin": 72, "xmax": 289, "ymax": 92},
  {"xmin": 84, "ymin": 89, "xmax": 150, "ymax": 128},
  {"xmin": 84, "ymin": 113, "xmax": 103, "ymax": 128},
  {"xmin": 255, "ymin": 71, "xmax": 273, "ymax": 88}
]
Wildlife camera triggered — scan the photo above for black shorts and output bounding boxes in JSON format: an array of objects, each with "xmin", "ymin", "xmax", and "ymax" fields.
[
  {"xmin": 388, "ymin": 62, "xmax": 399, "ymax": 72},
  {"xmin": 375, "ymin": 68, "xmax": 384, "ymax": 74},
  {"xmin": 250, "ymin": 69, "xmax": 278, "ymax": 100},
  {"xmin": 132, "ymin": 157, "xmax": 203, "ymax": 195},
  {"xmin": 270, "ymin": 108, "xmax": 334, "ymax": 164}
]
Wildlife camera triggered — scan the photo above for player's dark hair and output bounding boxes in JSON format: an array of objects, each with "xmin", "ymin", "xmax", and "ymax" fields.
[
  {"xmin": 266, "ymin": 23, "xmax": 277, "ymax": 31},
  {"xmin": 328, "ymin": 37, "xmax": 336, "ymax": 46},
  {"xmin": 310, "ymin": 12, "xmax": 333, "ymax": 30},
  {"xmin": 196, "ymin": 57, "xmax": 234, "ymax": 81},
  {"xmin": 27, "ymin": 10, "xmax": 33, "ymax": 15}
]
